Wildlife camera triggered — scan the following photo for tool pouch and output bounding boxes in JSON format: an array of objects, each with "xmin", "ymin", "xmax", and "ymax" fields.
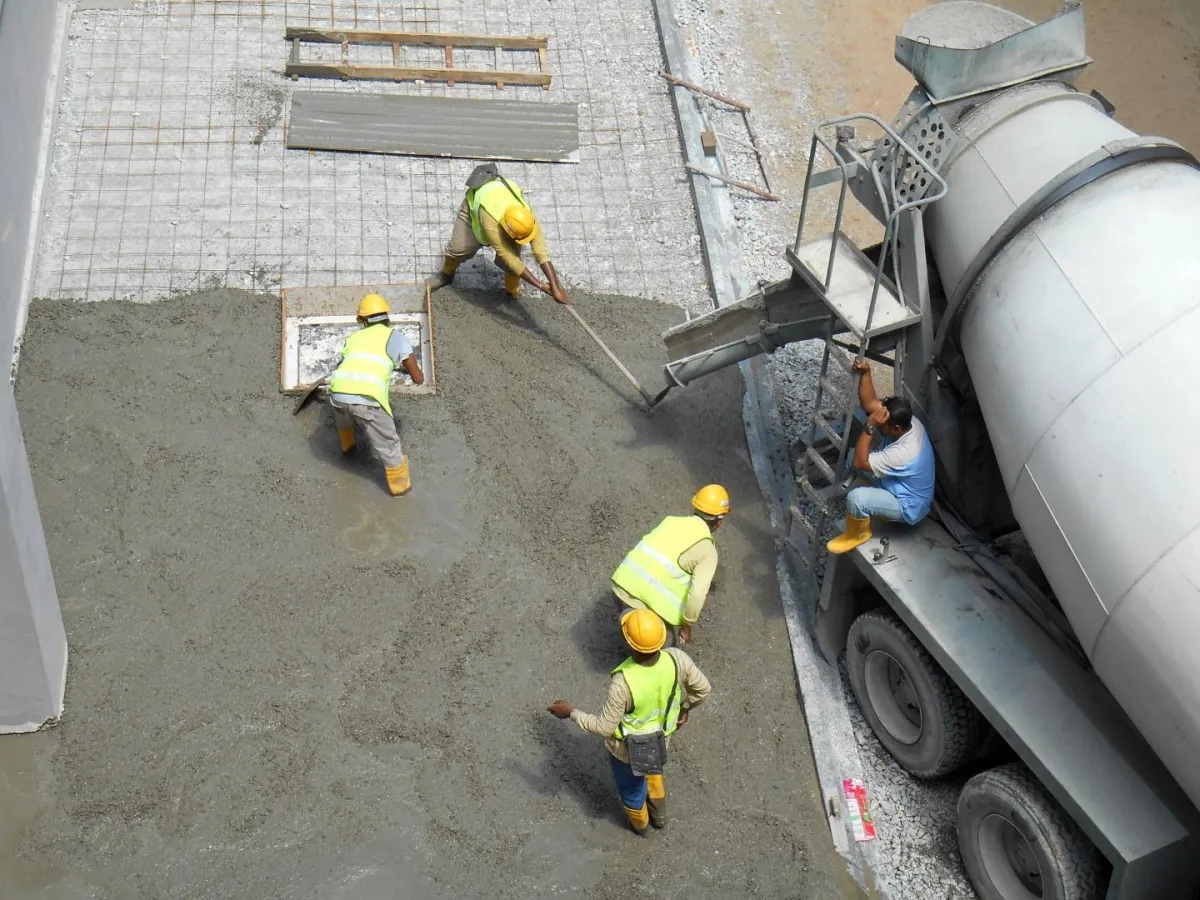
[
  {"xmin": 465, "ymin": 162, "xmax": 501, "ymax": 190},
  {"xmin": 625, "ymin": 731, "xmax": 668, "ymax": 777}
]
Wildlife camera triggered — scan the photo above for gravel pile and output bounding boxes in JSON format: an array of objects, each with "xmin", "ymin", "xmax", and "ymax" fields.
[{"xmin": 900, "ymin": 1, "xmax": 1032, "ymax": 49}]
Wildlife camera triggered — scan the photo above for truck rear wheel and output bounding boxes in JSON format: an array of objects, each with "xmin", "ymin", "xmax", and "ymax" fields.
[
  {"xmin": 846, "ymin": 610, "xmax": 984, "ymax": 777},
  {"xmin": 957, "ymin": 763, "xmax": 1105, "ymax": 900}
]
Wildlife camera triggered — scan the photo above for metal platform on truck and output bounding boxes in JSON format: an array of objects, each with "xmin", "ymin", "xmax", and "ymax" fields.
[{"xmin": 818, "ymin": 518, "xmax": 1200, "ymax": 899}]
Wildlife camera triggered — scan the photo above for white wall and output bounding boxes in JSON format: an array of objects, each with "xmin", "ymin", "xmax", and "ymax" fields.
[{"xmin": 0, "ymin": 0, "xmax": 69, "ymax": 732}]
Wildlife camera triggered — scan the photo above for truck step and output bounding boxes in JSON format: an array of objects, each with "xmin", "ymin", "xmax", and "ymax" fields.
[
  {"xmin": 811, "ymin": 413, "xmax": 845, "ymax": 454},
  {"xmin": 788, "ymin": 505, "xmax": 816, "ymax": 539},
  {"xmin": 805, "ymin": 446, "xmax": 838, "ymax": 486},
  {"xmin": 818, "ymin": 375, "xmax": 848, "ymax": 411}
]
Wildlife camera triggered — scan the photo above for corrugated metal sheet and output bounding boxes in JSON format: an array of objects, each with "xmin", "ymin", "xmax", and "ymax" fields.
[{"xmin": 286, "ymin": 92, "xmax": 580, "ymax": 163}]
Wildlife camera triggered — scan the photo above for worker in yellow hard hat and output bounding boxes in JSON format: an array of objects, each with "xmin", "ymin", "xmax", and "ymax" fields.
[
  {"xmin": 327, "ymin": 293, "xmax": 425, "ymax": 496},
  {"xmin": 548, "ymin": 608, "xmax": 711, "ymax": 834},
  {"xmin": 611, "ymin": 485, "xmax": 729, "ymax": 645},
  {"xmin": 425, "ymin": 164, "xmax": 569, "ymax": 305}
]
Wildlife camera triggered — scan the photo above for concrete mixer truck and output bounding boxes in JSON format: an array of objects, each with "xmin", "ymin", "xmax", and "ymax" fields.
[{"xmin": 657, "ymin": 2, "xmax": 1200, "ymax": 898}]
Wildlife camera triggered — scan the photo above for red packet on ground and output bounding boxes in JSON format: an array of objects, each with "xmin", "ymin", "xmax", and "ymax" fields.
[{"xmin": 842, "ymin": 777, "xmax": 877, "ymax": 841}]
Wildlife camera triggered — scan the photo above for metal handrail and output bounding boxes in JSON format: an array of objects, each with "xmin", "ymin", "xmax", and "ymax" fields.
[{"xmin": 792, "ymin": 113, "xmax": 949, "ymax": 343}]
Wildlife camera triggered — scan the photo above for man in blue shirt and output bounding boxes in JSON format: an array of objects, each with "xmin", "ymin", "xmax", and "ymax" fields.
[{"xmin": 827, "ymin": 359, "xmax": 936, "ymax": 554}]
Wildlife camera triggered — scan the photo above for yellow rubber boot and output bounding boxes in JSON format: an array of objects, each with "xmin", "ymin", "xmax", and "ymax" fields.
[
  {"xmin": 337, "ymin": 427, "xmax": 356, "ymax": 453},
  {"xmin": 384, "ymin": 457, "xmax": 411, "ymax": 496},
  {"xmin": 646, "ymin": 774, "xmax": 667, "ymax": 829},
  {"xmin": 827, "ymin": 515, "xmax": 872, "ymax": 554},
  {"xmin": 503, "ymin": 272, "xmax": 521, "ymax": 299},
  {"xmin": 623, "ymin": 802, "xmax": 650, "ymax": 834}
]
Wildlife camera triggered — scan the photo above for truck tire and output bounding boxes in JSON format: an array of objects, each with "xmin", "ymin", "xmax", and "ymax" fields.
[
  {"xmin": 846, "ymin": 610, "xmax": 984, "ymax": 777},
  {"xmin": 958, "ymin": 763, "xmax": 1105, "ymax": 900}
]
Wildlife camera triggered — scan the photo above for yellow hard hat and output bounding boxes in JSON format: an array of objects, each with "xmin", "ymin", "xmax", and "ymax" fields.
[
  {"xmin": 502, "ymin": 205, "xmax": 537, "ymax": 245},
  {"xmin": 357, "ymin": 293, "xmax": 390, "ymax": 319},
  {"xmin": 692, "ymin": 484, "xmax": 730, "ymax": 517},
  {"xmin": 621, "ymin": 609, "xmax": 667, "ymax": 654}
]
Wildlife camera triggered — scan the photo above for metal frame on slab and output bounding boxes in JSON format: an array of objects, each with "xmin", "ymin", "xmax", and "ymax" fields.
[
  {"xmin": 284, "ymin": 27, "xmax": 551, "ymax": 90},
  {"xmin": 279, "ymin": 284, "xmax": 436, "ymax": 397}
]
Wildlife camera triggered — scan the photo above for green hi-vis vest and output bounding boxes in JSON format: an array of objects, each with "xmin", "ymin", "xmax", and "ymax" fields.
[
  {"xmin": 611, "ymin": 515, "xmax": 712, "ymax": 627},
  {"xmin": 612, "ymin": 651, "xmax": 681, "ymax": 740},
  {"xmin": 468, "ymin": 177, "xmax": 530, "ymax": 246},
  {"xmin": 329, "ymin": 323, "xmax": 395, "ymax": 415}
]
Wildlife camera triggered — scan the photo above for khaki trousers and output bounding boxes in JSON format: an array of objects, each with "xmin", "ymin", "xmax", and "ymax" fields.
[
  {"xmin": 444, "ymin": 199, "xmax": 488, "ymax": 266},
  {"xmin": 329, "ymin": 397, "xmax": 405, "ymax": 468}
]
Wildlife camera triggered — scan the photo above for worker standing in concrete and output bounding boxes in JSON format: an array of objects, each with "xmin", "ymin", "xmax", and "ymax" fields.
[
  {"xmin": 425, "ymin": 164, "xmax": 569, "ymax": 305},
  {"xmin": 828, "ymin": 359, "xmax": 936, "ymax": 553},
  {"xmin": 328, "ymin": 293, "xmax": 424, "ymax": 497},
  {"xmin": 548, "ymin": 608, "xmax": 711, "ymax": 834},
  {"xmin": 611, "ymin": 485, "xmax": 728, "ymax": 645}
]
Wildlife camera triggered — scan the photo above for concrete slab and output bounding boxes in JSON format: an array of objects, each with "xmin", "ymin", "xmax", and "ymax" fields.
[
  {"xmin": 8, "ymin": 286, "xmax": 859, "ymax": 899},
  {"xmin": 31, "ymin": 0, "xmax": 709, "ymax": 310}
]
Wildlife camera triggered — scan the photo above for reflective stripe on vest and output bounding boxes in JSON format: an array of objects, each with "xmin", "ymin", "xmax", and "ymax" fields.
[
  {"xmin": 328, "ymin": 323, "xmax": 394, "ymax": 415},
  {"xmin": 611, "ymin": 515, "xmax": 712, "ymax": 627},
  {"xmin": 468, "ymin": 178, "xmax": 529, "ymax": 246},
  {"xmin": 613, "ymin": 651, "xmax": 681, "ymax": 739}
]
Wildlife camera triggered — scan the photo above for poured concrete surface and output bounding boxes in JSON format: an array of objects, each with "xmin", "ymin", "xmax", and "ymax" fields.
[{"xmin": 5, "ymin": 287, "xmax": 861, "ymax": 899}]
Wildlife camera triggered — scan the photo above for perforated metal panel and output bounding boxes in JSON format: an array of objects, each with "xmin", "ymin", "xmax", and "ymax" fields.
[{"xmin": 870, "ymin": 89, "xmax": 958, "ymax": 207}]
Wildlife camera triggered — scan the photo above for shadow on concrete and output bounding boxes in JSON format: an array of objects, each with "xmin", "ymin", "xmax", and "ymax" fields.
[
  {"xmin": 570, "ymin": 592, "xmax": 628, "ymax": 674},
  {"xmin": 506, "ymin": 711, "xmax": 621, "ymax": 827},
  {"xmin": 299, "ymin": 403, "xmax": 420, "ymax": 496},
  {"xmin": 445, "ymin": 286, "xmax": 657, "ymax": 408}
]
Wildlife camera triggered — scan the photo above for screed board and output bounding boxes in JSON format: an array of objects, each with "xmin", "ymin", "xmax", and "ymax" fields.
[{"xmin": 286, "ymin": 92, "xmax": 580, "ymax": 163}]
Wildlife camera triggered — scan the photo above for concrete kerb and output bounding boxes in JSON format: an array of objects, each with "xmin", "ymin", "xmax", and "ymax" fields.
[{"xmin": 651, "ymin": 0, "xmax": 877, "ymax": 889}]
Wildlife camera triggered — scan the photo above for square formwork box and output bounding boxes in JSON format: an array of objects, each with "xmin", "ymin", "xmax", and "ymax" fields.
[{"xmin": 279, "ymin": 283, "xmax": 435, "ymax": 397}]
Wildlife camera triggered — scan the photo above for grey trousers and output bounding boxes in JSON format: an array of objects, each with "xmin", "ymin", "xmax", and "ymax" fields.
[{"xmin": 329, "ymin": 397, "xmax": 405, "ymax": 468}]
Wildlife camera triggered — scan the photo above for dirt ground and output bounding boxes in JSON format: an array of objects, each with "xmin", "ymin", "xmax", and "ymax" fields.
[
  {"xmin": 3, "ymin": 286, "xmax": 862, "ymax": 899},
  {"xmin": 736, "ymin": 0, "xmax": 1200, "ymax": 245}
]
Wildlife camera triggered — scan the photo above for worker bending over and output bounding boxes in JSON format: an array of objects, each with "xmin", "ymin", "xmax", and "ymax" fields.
[
  {"xmin": 828, "ymin": 358, "xmax": 935, "ymax": 553},
  {"xmin": 548, "ymin": 609, "xmax": 711, "ymax": 834},
  {"xmin": 328, "ymin": 293, "xmax": 424, "ymax": 497},
  {"xmin": 425, "ymin": 164, "xmax": 569, "ymax": 305},
  {"xmin": 611, "ymin": 485, "xmax": 728, "ymax": 645}
]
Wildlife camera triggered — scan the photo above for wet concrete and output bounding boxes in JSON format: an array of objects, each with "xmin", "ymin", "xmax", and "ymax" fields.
[{"xmin": 6, "ymin": 287, "xmax": 861, "ymax": 899}]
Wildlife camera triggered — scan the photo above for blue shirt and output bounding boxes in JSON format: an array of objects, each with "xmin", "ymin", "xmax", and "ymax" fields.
[{"xmin": 868, "ymin": 417, "xmax": 936, "ymax": 524}]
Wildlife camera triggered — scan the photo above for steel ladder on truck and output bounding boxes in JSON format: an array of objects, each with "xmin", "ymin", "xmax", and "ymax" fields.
[{"xmin": 784, "ymin": 115, "xmax": 948, "ymax": 569}]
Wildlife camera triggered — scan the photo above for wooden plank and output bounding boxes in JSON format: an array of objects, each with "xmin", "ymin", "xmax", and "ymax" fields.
[
  {"xmin": 444, "ymin": 44, "xmax": 454, "ymax": 86},
  {"xmin": 686, "ymin": 163, "xmax": 779, "ymax": 201},
  {"xmin": 538, "ymin": 47, "xmax": 548, "ymax": 92},
  {"xmin": 391, "ymin": 41, "xmax": 400, "ymax": 66},
  {"xmin": 284, "ymin": 62, "xmax": 550, "ymax": 87},
  {"xmin": 495, "ymin": 46, "xmax": 503, "ymax": 90},
  {"xmin": 658, "ymin": 70, "xmax": 750, "ymax": 110},
  {"xmin": 284, "ymin": 27, "xmax": 547, "ymax": 50}
]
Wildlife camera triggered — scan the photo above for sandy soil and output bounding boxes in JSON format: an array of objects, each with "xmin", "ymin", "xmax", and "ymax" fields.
[
  {"xmin": 733, "ymin": 0, "xmax": 1200, "ymax": 245},
  {"xmin": 5, "ymin": 287, "xmax": 862, "ymax": 899}
]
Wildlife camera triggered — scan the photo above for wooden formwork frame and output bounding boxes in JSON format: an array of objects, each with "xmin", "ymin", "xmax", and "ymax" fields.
[
  {"xmin": 284, "ymin": 28, "xmax": 551, "ymax": 90},
  {"xmin": 279, "ymin": 284, "xmax": 436, "ymax": 397}
]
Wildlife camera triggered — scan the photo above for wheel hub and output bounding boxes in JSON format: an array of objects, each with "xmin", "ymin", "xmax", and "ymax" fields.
[
  {"xmin": 863, "ymin": 650, "xmax": 922, "ymax": 744},
  {"xmin": 978, "ymin": 813, "xmax": 1044, "ymax": 899}
]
